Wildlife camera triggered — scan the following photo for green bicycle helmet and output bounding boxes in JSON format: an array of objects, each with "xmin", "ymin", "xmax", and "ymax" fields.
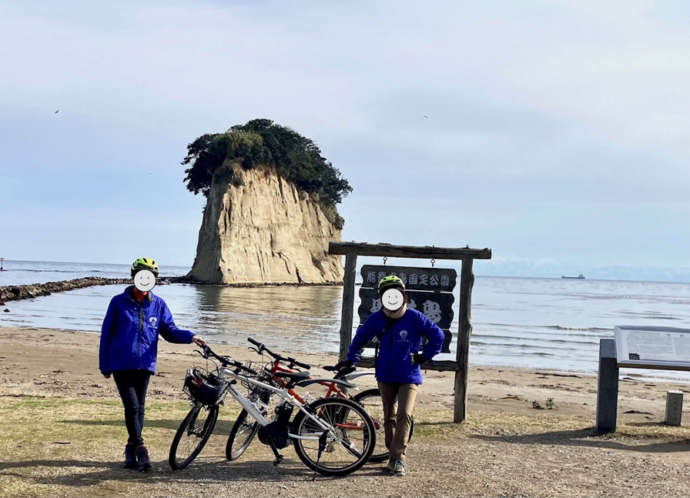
[
  {"xmin": 378, "ymin": 275, "xmax": 405, "ymax": 295},
  {"xmin": 131, "ymin": 257, "xmax": 159, "ymax": 277}
]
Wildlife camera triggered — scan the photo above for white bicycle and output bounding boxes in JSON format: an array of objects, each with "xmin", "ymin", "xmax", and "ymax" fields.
[{"xmin": 168, "ymin": 345, "xmax": 376, "ymax": 476}]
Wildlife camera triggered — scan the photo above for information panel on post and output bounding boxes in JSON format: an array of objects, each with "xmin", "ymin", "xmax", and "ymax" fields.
[{"xmin": 614, "ymin": 325, "xmax": 690, "ymax": 370}]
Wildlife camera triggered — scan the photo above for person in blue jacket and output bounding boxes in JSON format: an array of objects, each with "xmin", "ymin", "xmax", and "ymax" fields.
[
  {"xmin": 99, "ymin": 257, "xmax": 206, "ymax": 471},
  {"xmin": 337, "ymin": 275, "xmax": 444, "ymax": 477}
]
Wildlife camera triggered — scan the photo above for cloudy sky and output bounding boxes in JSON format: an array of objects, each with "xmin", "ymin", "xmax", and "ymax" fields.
[{"xmin": 2, "ymin": 1, "xmax": 690, "ymax": 280}]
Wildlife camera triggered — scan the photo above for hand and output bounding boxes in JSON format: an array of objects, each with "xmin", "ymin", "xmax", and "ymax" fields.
[
  {"xmin": 102, "ymin": 373, "xmax": 111, "ymax": 379},
  {"xmin": 334, "ymin": 359, "xmax": 354, "ymax": 373},
  {"xmin": 411, "ymin": 353, "xmax": 428, "ymax": 366},
  {"xmin": 192, "ymin": 336, "xmax": 206, "ymax": 347}
]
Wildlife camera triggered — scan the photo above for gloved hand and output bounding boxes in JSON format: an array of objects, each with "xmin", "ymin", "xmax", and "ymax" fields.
[
  {"xmin": 334, "ymin": 359, "xmax": 354, "ymax": 374},
  {"xmin": 411, "ymin": 353, "xmax": 429, "ymax": 366}
]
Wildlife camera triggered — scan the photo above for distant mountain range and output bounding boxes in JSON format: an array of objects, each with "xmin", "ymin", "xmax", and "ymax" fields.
[{"xmin": 474, "ymin": 261, "xmax": 690, "ymax": 283}]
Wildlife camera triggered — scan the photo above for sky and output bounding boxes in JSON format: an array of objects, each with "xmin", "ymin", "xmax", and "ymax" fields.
[{"xmin": 2, "ymin": 1, "xmax": 690, "ymax": 281}]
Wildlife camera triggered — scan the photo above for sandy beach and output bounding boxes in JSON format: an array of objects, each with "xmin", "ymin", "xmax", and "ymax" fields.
[{"xmin": 2, "ymin": 325, "xmax": 690, "ymax": 497}]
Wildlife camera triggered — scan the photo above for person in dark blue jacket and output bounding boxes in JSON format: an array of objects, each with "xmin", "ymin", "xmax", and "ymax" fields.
[
  {"xmin": 99, "ymin": 257, "xmax": 205, "ymax": 471},
  {"xmin": 337, "ymin": 275, "xmax": 444, "ymax": 477}
]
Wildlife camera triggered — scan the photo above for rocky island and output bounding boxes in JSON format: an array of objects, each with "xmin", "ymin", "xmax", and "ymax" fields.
[{"xmin": 181, "ymin": 119, "xmax": 351, "ymax": 285}]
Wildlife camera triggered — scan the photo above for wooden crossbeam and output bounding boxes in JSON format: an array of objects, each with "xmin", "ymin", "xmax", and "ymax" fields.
[
  {"xmin": 357, "ymin": 357, "xmax": 459, "ymax": 372},
  {"xmin": 329, "ymin": 242, "xmax": 492, "ymax": 260}
]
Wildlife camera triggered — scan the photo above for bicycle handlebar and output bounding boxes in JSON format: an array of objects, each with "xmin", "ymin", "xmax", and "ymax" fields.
[
  {"xmin": 199, "ymin": 345, "xmax": 258, "ymax": 375},
  {"xmin": 246, "ymin": 337, "xmax": 311, "ymax": 370}
]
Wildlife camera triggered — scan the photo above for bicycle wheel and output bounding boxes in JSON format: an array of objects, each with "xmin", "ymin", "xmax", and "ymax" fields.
[
  {"xmin": 169, "ymin": 404, "xmax": 219, "ymax": 470},
  {"xmin": 225, "ymin": 409, "xmax": 259, "ymax": 461},
  {"xmin": 353, "ymin": 388, "xmax": 414, "ymax": 463},
  {"xmin": 292, "ymin": 397, "xmax": 375, "ymax": 476}
]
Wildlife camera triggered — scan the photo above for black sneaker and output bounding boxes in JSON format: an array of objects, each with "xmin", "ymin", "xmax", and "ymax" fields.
[
  {"xmin": 124, "ymin": 444, "xmax": 137, "ymax": 469},
  {"xmin": 135, "ymin": 445, "xmax": 151, "ymax": 472}
]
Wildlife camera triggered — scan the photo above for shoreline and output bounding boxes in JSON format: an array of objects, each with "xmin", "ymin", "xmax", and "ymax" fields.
[{"xmin": 6, "ymin": 323, "xmax": 690, "ymax": 385}]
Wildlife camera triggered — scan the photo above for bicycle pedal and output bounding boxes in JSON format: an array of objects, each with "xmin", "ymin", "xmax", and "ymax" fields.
[{"xmin": 273, "ymin": 454, "xmax": 284, "ymax": 466}]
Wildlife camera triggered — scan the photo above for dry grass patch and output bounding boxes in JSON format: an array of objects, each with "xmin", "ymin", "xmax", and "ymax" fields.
[{"xmin": 0, "ymin": 396, "xmax": 244, "ymax": 497}]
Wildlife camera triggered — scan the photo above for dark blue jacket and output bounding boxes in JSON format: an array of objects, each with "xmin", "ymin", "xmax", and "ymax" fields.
[
  {"xmin": 99, "ymin": 287, "xmax": 195, "ymax": 375},
  {"xmin": 347, "ymin": 308, "xmax": 444, "ymax": 384}
]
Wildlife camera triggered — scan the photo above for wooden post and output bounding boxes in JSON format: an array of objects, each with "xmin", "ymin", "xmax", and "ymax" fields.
[
  {"xmin": 454, "ymin": 257, "xmax": 474, "ymax": 423},
  {"xmin": 338, "ymin": 253, "xmax": 357, "ymax": 361},
  {"xmin": 596, "ymin": 338, "xmax": 619, "ymax": 433}
]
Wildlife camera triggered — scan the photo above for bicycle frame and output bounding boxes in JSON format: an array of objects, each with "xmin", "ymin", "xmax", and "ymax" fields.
[
  {"xmin": 219, "ymin": 366, "xmax": 337, "ymax": 441},
  {"xmin": 269, "ymin": 360, "xmax": 342, "ymax": 403},
  {"xmin": 268, "ymin": 358, "xmax": 374, "ymax": 401}
]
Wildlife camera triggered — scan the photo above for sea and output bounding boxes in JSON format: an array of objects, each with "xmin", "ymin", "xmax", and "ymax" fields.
[{"xmin": 2, "ymin": 259, "xmax": 690, "ymax": 381}]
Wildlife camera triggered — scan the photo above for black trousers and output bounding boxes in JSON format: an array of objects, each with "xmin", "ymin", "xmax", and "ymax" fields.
[{"xmin": 113, "ymin": 370, "xmax": 151, "ymax": 446}]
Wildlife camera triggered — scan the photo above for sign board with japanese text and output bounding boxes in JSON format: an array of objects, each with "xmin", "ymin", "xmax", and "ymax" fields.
[
  {"xmin": 360, "ymin": 265, "xmax": 457, "ymax": 292},
  {"xmin": 357, "ymin": 265, "xmax": 457, "ymax": 353}
]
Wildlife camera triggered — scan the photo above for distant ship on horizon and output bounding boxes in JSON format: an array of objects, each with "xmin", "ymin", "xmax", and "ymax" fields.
[{"xmin": 561, "ymin": 274, "xmax": 585, "ymax": 280}]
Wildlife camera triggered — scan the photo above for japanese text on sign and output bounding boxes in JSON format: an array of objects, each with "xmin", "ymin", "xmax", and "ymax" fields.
[{"xmin": 361, "ymin": 265, "xmax": 456, "ymax": 292}]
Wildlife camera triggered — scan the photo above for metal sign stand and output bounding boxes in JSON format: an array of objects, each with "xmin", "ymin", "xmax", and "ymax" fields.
[{"xmin": 329, "ymin": 242, "xmax": 492, "ymax": 423}]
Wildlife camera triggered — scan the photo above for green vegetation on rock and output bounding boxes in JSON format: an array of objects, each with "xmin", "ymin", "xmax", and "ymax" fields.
[{"xmin": 182, "ymin": 119, "xmax": 352, "ymax": 227}]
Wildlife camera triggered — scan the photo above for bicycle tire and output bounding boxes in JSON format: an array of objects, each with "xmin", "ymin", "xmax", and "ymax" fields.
[
  {"xmin": 352, "ymin": 388, "xmax": 414, "ymax": 463},
  {"xmin": 292, "ymin": 396, "xmax": 375, "ymax": 476},
  {"xmin": 169, "ymin": 404, "xmax": 219, "ymax": 470},
  {"xmin": 225, "ymin": 409, "xmax": 259, "ymax": 461}
]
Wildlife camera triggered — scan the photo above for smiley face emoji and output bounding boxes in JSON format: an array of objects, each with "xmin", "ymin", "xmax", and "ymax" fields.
[
  {"xmin": 133, "ymin": 269, "xmax": 156, "ymax": 292},
  {"xmin": 381, "ymin": 288, "xmax": 404, "ymax": 311}
]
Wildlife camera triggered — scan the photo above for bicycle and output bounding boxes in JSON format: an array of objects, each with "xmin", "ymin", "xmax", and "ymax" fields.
[
  {"xmin": 225, "ymin": 337, "xmax": 412, "ymax": 464},
  {"xmin": 169, "ymin": 344, "xmax": 376, "ymax": 476}
]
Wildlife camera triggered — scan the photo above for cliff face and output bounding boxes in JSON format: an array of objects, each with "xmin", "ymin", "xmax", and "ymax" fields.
[{"xmin": 187, "ymin": 163, "xmax": 344, "ymax": 284}]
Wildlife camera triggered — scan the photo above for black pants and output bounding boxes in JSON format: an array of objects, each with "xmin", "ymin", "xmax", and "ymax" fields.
[{"xmin": 113, "ymin": 370, "xmax": 151, "ymax": 446}]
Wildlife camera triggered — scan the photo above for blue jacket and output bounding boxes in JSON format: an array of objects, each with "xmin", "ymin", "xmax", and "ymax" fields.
[
  {"xmin": 99, "ymin": 287, "xmax": 195, "ymax": 375},
  {"xmin": 347, "ymin": 308, "xmax": 444, "ymax": 384}
]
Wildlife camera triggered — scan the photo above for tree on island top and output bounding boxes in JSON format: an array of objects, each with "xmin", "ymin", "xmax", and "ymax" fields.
[{"xmin": 181, "ymin": 119, "xmax": 352, "ymax": 225}]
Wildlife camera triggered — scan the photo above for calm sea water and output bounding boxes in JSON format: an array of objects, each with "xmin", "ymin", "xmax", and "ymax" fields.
[{"xmin": 2, "ymin": 259, "xmax": 690, "ymax": 380}]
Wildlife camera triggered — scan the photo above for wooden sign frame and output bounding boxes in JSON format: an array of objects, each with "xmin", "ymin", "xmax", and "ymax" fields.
[{"xmin": 329, "ymin": 241, "xmax": 492, "ymax": 423}]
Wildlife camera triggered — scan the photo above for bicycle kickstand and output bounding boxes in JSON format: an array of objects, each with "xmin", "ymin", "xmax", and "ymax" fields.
[
  {"xmin": 311, "ymin": 430, "xmax": 330, "ymax": 481},
  {"xmin": 268, "ymin": 441, "xmax": 284, "ymax": 466}
]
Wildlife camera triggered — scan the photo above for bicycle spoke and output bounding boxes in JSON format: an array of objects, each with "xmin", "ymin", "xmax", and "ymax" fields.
[
  {"xmin": 293, "ymin": 397, "xmax": 375, "ymax": 476},
  {"xmin": 169, "ymin": 405, "xmax": 218, "ymax": 470}
]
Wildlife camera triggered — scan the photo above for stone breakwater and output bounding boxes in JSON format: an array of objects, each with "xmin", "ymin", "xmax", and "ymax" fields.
[{"xmin": 0, "ymin": 277, "xmax": 130, "ymax": 304}]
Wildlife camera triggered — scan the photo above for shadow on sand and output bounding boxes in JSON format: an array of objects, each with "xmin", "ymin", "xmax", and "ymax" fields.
[
  {"xmin": 0, "ymin": 455, "xmax": 384, "ymax": 488},
  {"xmin": 471, "ymin": 426, "xmax": 690, "ymax": 454}
]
